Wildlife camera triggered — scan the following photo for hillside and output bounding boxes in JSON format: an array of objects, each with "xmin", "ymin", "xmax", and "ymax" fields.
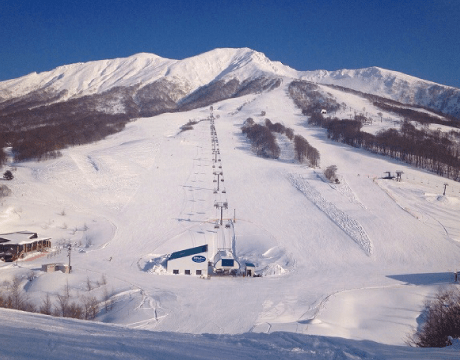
[
  {"xmin": 300, "ymin": 66, "xmax": 460, "ymax": 118},
  {"xmin": 1, "ymin": 78, "xmax": 460, "ymax": 358},
  {"xmin": 1, "ymin": 48, "xmax": 459, "ymax": 170}
]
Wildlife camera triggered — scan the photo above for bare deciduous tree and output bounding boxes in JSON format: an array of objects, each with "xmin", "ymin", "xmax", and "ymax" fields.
[
  {"xmin": 407, "ymin": 286, "xmax": 460, "ymax": 347},
  {"xmin": 324, "ymin": 165, "xmax": 338, "ymax": 182},
  {"xmin": 86, "ymin": 276, "xmax": 93, "ymax": 292},
  {"xmin": 40, "ymin": 293, "xmax": 53, "ymax": 315},
  {"xmin": 56, "ymin": 294, "xmax": 70, "ymax": 317},
  {"xmin": 103, "ymin": 287, "xmax": 114, "ymax": 312},
  {"xmin": 81, "ymin": 295, "xmax": 99, "ymax": 320},
  {"xmin": 9, "ymin": 276, "xmax": 26, "ymax": 310},
  {"xmin": 0, "ymin": 185, "xmax": 12, "ymax": 198}
]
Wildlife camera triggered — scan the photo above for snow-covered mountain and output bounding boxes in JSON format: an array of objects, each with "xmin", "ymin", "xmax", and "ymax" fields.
[
  {"xmin": 301, "ymin": 66, "xmax": 460, "ymax": 118},
  {"xmin": 0, "ymin": 48, "xmax": 459, "ymax": 118},
  {"xmin": 1, "ymin": 81, "xmax": 460, "ymax": 357},
  {"xmin": 2, "ymin": 49, "xmax": 460, "ymax": 358},
  {"xmin": 0, "ymin": 48, "xmax": 293, "ymax": 111}
]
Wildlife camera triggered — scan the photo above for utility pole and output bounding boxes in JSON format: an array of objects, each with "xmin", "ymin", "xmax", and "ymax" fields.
[{"xmin": 443, "ymin": 183, "xmax": 448, "ymax": 196}]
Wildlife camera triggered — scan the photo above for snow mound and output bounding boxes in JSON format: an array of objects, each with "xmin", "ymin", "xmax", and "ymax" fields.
[
  {"xmin": 143, "ymin": 254, "xmax": 169, "ymax": 274},
  {"xmin": 261, "ymin": 263, "xmax": 289, "ymax": 276}
]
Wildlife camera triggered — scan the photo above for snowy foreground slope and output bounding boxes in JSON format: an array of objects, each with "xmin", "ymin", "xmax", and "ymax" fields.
[
  {"xmin": 1, "ymin": 81, "xmax": 460, "ymax": 358},
  {"xmin": 1, "ymin": 308, "xmax": 459, "ymax": 360}
]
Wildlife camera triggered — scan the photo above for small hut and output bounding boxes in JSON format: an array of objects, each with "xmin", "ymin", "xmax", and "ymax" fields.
[
  {"xmin": 42, "ymin": 263, "xmax": 71, "ymax": 273},
  {"xmin": 245, "ymin": 263, "xmax": 256, "ymax": 277}
]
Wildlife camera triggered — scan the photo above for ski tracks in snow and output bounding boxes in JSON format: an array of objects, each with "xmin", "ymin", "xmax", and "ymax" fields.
[
  {"xmin": 288, "ymin": 173, "xmax": 372, "ymax": 256},
  {"xmin": 328, "ymin": 178, "xmax": 366, "ymax": 209}
]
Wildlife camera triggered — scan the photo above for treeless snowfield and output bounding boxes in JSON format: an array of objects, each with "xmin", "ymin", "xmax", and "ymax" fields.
[{"xmin": 1, "ymin": 82, "xmax": 460, "ymax": 358}]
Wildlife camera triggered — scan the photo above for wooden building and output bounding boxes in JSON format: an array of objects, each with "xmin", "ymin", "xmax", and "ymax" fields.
[{"xmin": 0, "ymin": 231, "xmax": 51, "ymax": 262}]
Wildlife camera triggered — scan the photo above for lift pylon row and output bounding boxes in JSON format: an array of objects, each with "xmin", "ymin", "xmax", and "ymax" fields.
[{"xmin": 209, "ymin": 111, "xmax": 231, "ymax": 229}]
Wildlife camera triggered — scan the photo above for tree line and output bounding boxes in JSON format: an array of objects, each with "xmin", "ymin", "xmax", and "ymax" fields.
[
  {"xmin": 288, "ymin": 80, "xmax": 341, "ymax": 116},
  {"xmin": 289, "ymin": 80, "xmax": 460, "ymax": 181},
  {"xmin": 241, "ymin": 118, "xmax": 280, "ymax": 159},
  {"xmin": 0, "ymin": 100, "xmax": 129, "ymax": 162},
  {"xmin": 323, "ymin": 83, "xmax": 460, "ymax": 126},
  {"xmin": 0, "ymin": 274, "xmax": 113, "ymax": 321},
  {"xmin": 241, "ymin": 117, "xmax": 320, "ymax": 167},
  {"xmin": 311, "ymin": 114, "xmax": 460, "ymax": 180}
]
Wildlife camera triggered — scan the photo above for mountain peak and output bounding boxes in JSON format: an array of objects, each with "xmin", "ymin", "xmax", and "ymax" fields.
[{"xmin": 0, "ymin": 48, "xmax": 459, "ymax": 118}]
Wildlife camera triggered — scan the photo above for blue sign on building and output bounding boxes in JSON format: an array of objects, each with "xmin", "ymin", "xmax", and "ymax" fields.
[
  {"xmin": 192, "ymin": 255, "xmax": 206, "ymax": 263},
  {"xmin": 221, "ymin": 259, "xmax": 234, "ymax": 267}
]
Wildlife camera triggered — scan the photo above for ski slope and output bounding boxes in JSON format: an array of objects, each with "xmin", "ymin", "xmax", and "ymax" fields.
[
  {"xmin": 1, "ymin": 81, "xmax": 460, "ymax": 357},
  {"xmin": 2, "ymin": 307, "xmax": 460, "ymax": 360}
]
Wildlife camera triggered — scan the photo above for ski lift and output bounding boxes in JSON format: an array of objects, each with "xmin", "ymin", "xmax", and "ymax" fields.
[
  {"xmin": 213, "ymin": 189, "xmax": 218, "ymax": 194},
  {"xmin": 213, "ymin": 179, "xmax": 217, "ymax": 183},
  {"xmin": 222, "ymin": 189, "xmax": 226, "ymax": 194},
  {"xmin": 225, "ymin": 223, "xmax": 231, "ymax": 228},
  {"xmin": 214, "ymin": 224, "xmax": 220, "ymax": 229}
]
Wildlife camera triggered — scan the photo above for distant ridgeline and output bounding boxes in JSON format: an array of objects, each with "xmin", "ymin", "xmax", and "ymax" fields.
[
  {"xmin": 0, "ymin": 76, "xmax": 281, "ymax": 164},
  {"xmin": 0, "ymin": 48, "xmax": 459, "ymax": 174},
  {"xmin": 289, "ymin": 81, "xmax": 460, "ymax": 181}
]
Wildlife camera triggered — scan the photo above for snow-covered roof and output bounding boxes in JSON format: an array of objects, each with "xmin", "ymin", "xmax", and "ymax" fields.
[
  {"xmin": 169, "ymin": 244, "xmax": 208, "ymax": 261},
  {"xmin": 0, "ymin": 231, "xmax": 51, "ymax": 245}
]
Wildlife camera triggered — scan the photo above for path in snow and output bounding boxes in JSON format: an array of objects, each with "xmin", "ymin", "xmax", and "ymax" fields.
[{"xmin": 288, "ymin": 173, "xmax": 372, "ymax": 256}]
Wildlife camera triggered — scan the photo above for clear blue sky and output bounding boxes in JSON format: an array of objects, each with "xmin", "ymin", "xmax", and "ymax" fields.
[{"xmin": 1, "ymin": 0, "xmax": 459, "ymax": 88}]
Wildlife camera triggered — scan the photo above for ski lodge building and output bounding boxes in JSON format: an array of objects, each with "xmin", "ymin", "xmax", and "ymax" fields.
[
  {"xmin": 166, "ymin": 244, "xmax": 209, "ymax": 276},
  {"xmin": 0, "ymin": 231, "xmax": 51, "ymax": 262}
]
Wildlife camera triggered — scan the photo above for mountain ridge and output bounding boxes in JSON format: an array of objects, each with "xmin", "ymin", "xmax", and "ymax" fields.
[
  {"xmin": 1, "ymin": 47, "xmax": 458, "ymax": 114},
  {"xmin": 0, "ymin": 47, "xmax": 459, "ymax": 126}
]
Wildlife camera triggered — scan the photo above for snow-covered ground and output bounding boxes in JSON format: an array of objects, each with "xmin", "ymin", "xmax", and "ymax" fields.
[
  {"xmin": 2, "ymin": 307, "xmax": 460, "ymax": 360},
  {"xmin": 1, "ymin": 82, "xmax": 460, "ymax": 358}
]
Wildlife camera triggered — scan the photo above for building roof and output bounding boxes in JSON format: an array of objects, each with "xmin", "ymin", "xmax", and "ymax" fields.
[
  {"xmin": 0, "ymin": 231, "xmax": 51, "ymax": 245},
  {"xmin": 169, "ymin": 244, "xmax": 208, "ymax": 261},
  {"xmin": 245, "ymin": 262, "xmax": 255, "ymax": 267}
]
